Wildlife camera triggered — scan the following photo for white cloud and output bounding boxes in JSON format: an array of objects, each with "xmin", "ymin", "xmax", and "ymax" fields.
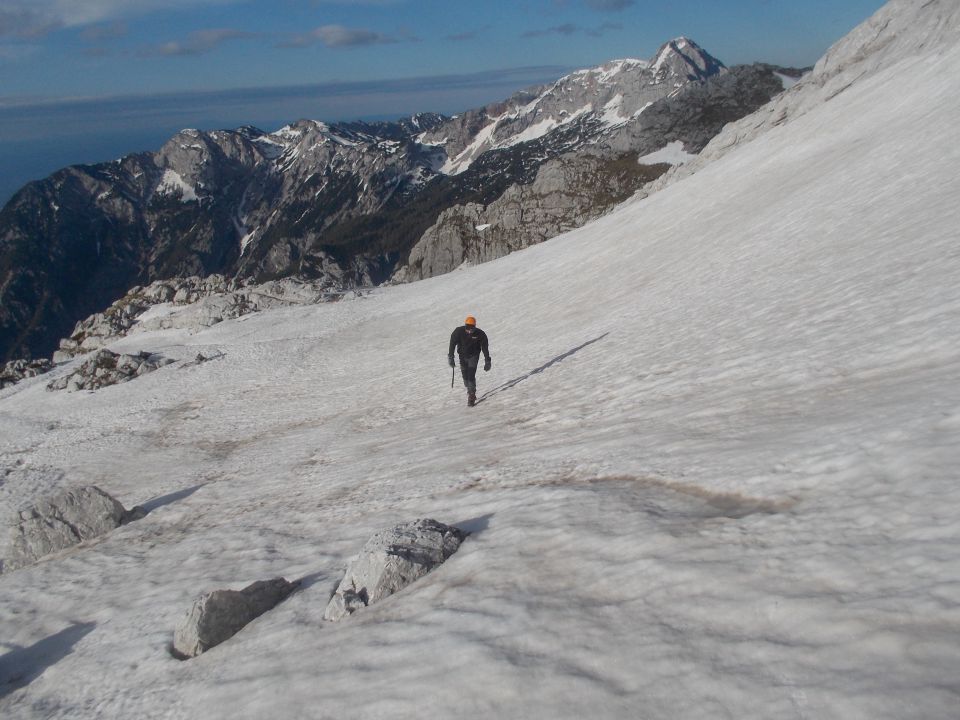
[
  {"xmin": 584, "ymin": 0, "xmax": 635, "ymax": 11},
  {"xmin": 149, "ymin": 28, "xmax": 255, "ymax": 57},
  {"xmin": 314, "ymin": 24, "xmax": 396, "ymax": 47},
  {"xmin": 310, "ymin": 1, "xmax": 405, "ymax": 5},
  {"xmin": 0, "ymin": 8, "xmax": 61, "ymax": 38},
  {"xmin": 282, "ymin": 24, "xmax": 418, "ymax": 49},
  {"xmin": 0, "ymin": 1, "xmax": 239, "ymax": 38},
  {"xmin": 80, "ymin": 22, "xmax": 129, "ymax": 43}
]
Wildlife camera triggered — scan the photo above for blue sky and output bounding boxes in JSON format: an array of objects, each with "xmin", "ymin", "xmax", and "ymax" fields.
[{"xmin": 0, "ymin": 0, "xmax": 886, "ymax": 204}]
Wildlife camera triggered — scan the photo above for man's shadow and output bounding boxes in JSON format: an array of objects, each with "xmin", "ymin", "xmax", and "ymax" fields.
[
  {"xmin": 477, "ymin": 333, "xmax": 608, "ymax": 404},
  {"xmin": 141, "ymin": 483, "xmax": 205, "ymax": 513}
]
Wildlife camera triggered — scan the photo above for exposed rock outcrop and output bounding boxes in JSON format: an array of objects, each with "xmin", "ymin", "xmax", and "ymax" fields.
[
  {"xmin": 46, "ymin": 349, "xmax": 174, "ymax": 392},
  {"xmin": 397, "ymin": 154, "xmax": 670, "ymax": 281},
  {"xmin": 52, "ymin": 275, "xmax": 245, "ymax": 362},
  {"xmin": 137, "ymin": 276, "xmax": 349, "ymax": 336},
  {"xmin": 0, "ymin": 358, "xmax": 53, "ymax": 389},
  {"xmin": 173, "ymin": 577, "xmax": 300, "ymax": 659},
  {"xmin": 1, "ymin": 485, "xmax": 145, "ymax": 573},
  {"xmin": 324, "ymin": 519, "xmax": 467, "ymax": 622},
  {"xmin": 51, "ymin": 275, "xmax": 350, "ymax": 363}
]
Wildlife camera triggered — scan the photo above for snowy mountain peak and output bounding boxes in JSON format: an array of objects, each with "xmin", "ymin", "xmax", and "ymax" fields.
[
  {"xmin": 152, "ymin": 127, "xmax": 269, "ymax": 203},
  {"xmin": 651, "ymin": 36, "xmax": 725, "ymax": 83},
  {"xmin": 271, "ymin": 120, "xmax": 333, "ymax": 144},
  {"xmin": 422, "ymin": 37, "xmax": 726, "ymax": 175}
]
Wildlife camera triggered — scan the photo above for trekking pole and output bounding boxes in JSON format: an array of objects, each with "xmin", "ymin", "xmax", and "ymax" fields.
[{"xmin": 451, "ymin": 364, "xmax": 455, "ymax": 388}]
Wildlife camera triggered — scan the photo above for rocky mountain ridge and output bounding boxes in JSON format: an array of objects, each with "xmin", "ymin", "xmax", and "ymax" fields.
[
  {"xmin": 419, "ymin": 38, "xmax": 726, "ymax": 174},
  {"xmin": 0, "ymin": 117, "xmax": 445, "ymax": 363}
]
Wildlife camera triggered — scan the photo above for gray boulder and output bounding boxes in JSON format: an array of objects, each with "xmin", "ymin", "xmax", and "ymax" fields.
[
  {"xmin": 2, "ymin": 486, "xmax": 144, "ymax": 573},
  {"xmin": 0, "ymin": 358, "xmax": 54, "ymax": 389},
  {"xmin": 173, "ymin": 578, "xmax": 300, "ymax": 658},
  {"xmin": 324, "ymin": 518, "xmax": 467, "ymax": 622},
  {"xmin": 46, "ymin": 349, "xmax": 174, "ymax": 392}
]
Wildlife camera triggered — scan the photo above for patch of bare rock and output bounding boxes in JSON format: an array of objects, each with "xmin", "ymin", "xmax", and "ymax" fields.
[
  {"xmin": 46, "ymin": 349, "xmax": 174, "ymax": 392},
  {"xmin": 324, "ymin": 518, "xmax": 467, "ymax": 621},
  {"xmin": 0, "ymin": 358, "xmax": 54, "ymax": 389},
  {"xmin": 172, "ymin": 578, "xmax": 300, "ymax": 659},
  {"xmin": 51, "ymin": 275, "xmax": 351, "ymax": 364},
  {"xmin": 171, "ymin": 518, "xmax": 467, "ymax": 659},
  {"xmin": 1, "ymin": 485, "xmax": 145, "ymax": 573}
]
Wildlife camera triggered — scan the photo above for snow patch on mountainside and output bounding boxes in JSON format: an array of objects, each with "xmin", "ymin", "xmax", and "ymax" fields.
[
  {"xmin": 440, "ymin": 116, "xmax": 502, "ymax": 174},
  {"xmin": 598, "ymin": 58, "xmax": 649, "ymax": 83},
  {"xmin": 639, "ymin": 141, "xmax": 698, "ymax": 166},
  {"xmin": 600, "ymin": 93, "xmax": 628, "ymax": 126},
  {"xmin": 504, "ymin": 105, "xmax": 594, "ymax": 148},
  {"xmin": 251, "ymin": 135, "xmax": 285, "ymax": 159},
  {"xmin": 774, "ymin": 72, "xmax": 803, "ymax": 90},
  {"xmin": 156, "ymin": 169, "xmax": 198, "ymax": 202}
]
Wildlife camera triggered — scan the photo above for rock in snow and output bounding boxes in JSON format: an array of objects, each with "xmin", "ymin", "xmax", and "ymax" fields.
[
  {"xmin": 46, "ymin": 349, "xmax": 174, "ymax": 392},
  {"xmin": 48, "ymin": 275, "xmax": 349, "ymax": 363},
  {"xmin": 2, "ymin": 486, "xmax": 144, "ymax": 573},
  {"xmin": 0, "ymin": 358, "xmax": 54, "ymax": 388},
  {"xmin": 173, "ymin": 578, "xmax": 300, "ymax": 658},
  {"xmin": 324, "ymin": 519, "xmax": 467, "ymax": 622}
]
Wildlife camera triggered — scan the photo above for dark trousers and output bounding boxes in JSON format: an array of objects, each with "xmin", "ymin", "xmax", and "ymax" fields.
[{"xmin": 459, "ymin": 355, "xmax": 479, "ymax": 393}]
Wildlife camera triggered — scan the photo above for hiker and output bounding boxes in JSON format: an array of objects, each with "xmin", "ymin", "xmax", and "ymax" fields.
[{"xmin": 448, "ymin": 315, "xmax": 491, "ymax": 407}]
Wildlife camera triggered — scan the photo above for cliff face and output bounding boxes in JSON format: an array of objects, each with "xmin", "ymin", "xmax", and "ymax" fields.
[{"xmin": 396, "ymin": 155, "xmax": 670, "ymax": 282}]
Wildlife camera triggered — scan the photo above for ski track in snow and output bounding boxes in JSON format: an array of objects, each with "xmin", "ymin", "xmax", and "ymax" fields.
[{"xmin": 2, "ymin": 16, "xmax": 960, "ymax": 720}]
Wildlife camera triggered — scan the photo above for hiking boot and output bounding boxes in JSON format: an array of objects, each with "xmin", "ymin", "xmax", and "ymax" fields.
[{"xmin": 467, "ymin": 392, "xmax": 476, "ymax": 407}]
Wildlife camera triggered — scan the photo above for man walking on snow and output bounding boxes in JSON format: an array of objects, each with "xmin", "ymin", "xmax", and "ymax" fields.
[{"xmin": 448, "ymin": 316, "xmax": 491, "ymax": 407}]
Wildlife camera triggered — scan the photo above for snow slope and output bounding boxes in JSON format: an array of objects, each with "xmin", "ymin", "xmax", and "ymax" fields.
[{"xmin": 2, "ymin": 1, "xmax": 959, "ymax": 718}]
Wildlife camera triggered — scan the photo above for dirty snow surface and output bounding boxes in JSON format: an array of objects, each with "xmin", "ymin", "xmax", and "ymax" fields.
[{"xmin": 2, "ymin": 7, "xmax": 960, "ymax": 720}]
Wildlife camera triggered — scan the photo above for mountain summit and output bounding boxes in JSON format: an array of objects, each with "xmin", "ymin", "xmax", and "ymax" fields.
[{"xmin": 419, "ymin": 37, "xmax": 725, "ymax": 174}]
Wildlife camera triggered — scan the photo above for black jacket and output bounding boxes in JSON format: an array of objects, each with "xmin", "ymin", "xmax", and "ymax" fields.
[{"xmin": 449, "ymin": 325, "xmax": 490, "ymax": 361}]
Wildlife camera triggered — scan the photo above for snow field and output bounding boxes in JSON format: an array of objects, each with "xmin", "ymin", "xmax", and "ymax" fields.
[{"xmin": 1, "ymin": 9, "xmax": 960, "ymax": 719}]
